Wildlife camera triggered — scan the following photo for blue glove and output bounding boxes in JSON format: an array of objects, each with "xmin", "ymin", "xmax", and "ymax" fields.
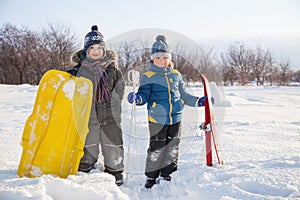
[
  {"xmin": 211, "ymin": 97, "xmax": 215, "ymax": 105},
  {"xmin": 127, "ymin": 92, "xmax": 141, "ymax": 104},
  {"xmin": 198, "ymin": 96, "xmax": 207, "ymax": 107},
  {"xmin": 198, "ymin": 96, "xmax": 215, "ymax": 106}
]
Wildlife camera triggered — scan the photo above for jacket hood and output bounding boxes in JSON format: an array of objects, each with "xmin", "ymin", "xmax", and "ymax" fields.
[{"xmin": 72, "ymin": 49, "xmax": 118, "ymax": 64}]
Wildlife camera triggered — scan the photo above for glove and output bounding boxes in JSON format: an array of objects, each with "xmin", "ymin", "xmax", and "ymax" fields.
[
  {"xmin": 198, "ymin": 96, "xmax": 215, "ymax": 106},
  {"xmin": 127, "ymin": 92, "xmax": 141, "ymax": 104},
  {"xmin": 211, "ymin": 97, "xmax": 215, "ymax": 105},
  {"xmin": 198, "ymin": 96, "xmax": 207, "ymax": 107}
]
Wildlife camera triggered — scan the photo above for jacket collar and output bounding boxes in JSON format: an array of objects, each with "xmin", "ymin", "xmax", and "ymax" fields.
[{"xmin": 149, "ymin": 64, "xmax": 173, "ymax": 76}]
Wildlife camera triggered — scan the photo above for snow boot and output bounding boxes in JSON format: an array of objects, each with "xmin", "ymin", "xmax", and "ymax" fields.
[
  {"xmin": 78, "ymin": 163, "xmax": 94, "ymax": 173},
  {"xmin": 145, "ymin": 177, "xmax": 156, "ymax": 188},
  {"xmin": 114, "ymin": 173, "xmax": 124, "ymax": 186},
  {"xmin": 115, "ymin": 179, "xmax": 124, "ymax": 186},
  {"xmin": 162, "ymin": 175, "xmax": 171, "ymax": 181}
]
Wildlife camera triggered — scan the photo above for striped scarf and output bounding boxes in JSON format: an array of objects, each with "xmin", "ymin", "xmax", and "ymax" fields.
[{"xmin": 81, "ymin": 58, "xmax": 111, "ymax": 102}]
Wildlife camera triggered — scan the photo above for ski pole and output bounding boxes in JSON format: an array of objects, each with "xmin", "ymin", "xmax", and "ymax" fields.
[{"xmin": 126, "ymin": 70, "xmax": 140, "ymax": 176}]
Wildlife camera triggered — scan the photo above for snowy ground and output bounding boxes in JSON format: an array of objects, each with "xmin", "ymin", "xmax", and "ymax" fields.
[{"xmin": 0, "ymin": 83, "xmax": 300, "ymax": 200}]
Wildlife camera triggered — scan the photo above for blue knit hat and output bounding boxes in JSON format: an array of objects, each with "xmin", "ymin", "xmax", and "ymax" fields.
[
  {"xmin": 151, "ymin": 35, "xmax": 172, "ymax": 60},
  {"xmin": 84, "ymin": 25, "xmax": 106, "ymax": 53}
]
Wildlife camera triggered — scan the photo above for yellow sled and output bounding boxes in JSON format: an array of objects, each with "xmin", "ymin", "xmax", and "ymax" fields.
[{"xmin": 17, "ymin": 70, "xmax": 93, "ymax": 178}]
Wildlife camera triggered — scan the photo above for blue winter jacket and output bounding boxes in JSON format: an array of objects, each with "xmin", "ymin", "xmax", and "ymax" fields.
[{"xmin": 136, "ymin": 64, "xmax": 199, "ymax": 125}]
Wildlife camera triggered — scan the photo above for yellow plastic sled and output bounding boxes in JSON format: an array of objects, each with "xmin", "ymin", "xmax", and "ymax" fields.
[{"xmin": 18, "ymin": 70, "xmax": 93, "ymax": 178}]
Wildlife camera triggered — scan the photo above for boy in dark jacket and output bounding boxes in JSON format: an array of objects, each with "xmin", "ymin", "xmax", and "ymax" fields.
[
  {"xmin": 67, "ymin": 25, "xmax": 125, "ymax": 186},
  {"xmin": 127, "ymin": 35, "xmax": 207, "ymax": 188}
]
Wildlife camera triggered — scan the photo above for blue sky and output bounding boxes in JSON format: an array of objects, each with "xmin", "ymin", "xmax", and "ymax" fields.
[{"xmin": 1, "ymin": 0, "xmax": 300, "ymax": 68}]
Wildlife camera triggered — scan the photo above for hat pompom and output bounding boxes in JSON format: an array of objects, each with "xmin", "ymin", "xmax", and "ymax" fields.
[
  {"xmin": 156, "ymin": 35, "xmax": 166, "ymax": 42},
  {"xmin": 91, "ymin": 25, "xmax": 98, "ymax": 31}
]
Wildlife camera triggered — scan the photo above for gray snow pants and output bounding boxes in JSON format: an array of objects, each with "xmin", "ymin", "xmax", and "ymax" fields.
[{"xmin": 80, "ymin": 114, "xmax": 124, "ymax": 175}]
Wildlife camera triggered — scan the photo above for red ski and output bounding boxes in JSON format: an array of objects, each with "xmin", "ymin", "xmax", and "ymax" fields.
[{"xmin": 200, "ymin": 74, "xmax": 224, "ymax": 166}]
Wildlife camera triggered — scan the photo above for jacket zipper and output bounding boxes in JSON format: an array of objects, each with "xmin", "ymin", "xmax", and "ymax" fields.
[{"xmin": 165, "ymin": 75, "xmax": 172, "ymax": 125}]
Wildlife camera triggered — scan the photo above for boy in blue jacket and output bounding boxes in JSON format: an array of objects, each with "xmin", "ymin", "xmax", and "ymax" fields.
[{"xmin": 128, "ymin": 35, "xmax": 207, "ymax": 188}]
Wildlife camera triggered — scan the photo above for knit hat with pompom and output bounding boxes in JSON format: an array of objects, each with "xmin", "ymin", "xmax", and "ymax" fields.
[
  {"xmin": 150, "ymin": 35, "xmax": 172, "ymax": 60},
  {"xmin": 84, "ymin": 25, "xmax": 106, "ymax": 53}
]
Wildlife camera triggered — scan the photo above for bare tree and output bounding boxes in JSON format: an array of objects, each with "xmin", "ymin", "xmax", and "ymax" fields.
[
  {"xmin": 249, "ymin": 47, "xmax": 275, "ymax": 85},
  {"xmin": 193, "ymin": 46, "xmax": 219, "ymax": 82},
  {"xmin": 0, "ymin": 23, "xmax": 78, "ymax": 84},
  {"xmin": 0, "ymin": 24, "xmax": 38, "ymax": 84},
  {"xmin": 264, "ymin": 55, "xmax": 277, "ymax": 86},
  {"xmin": 172, "ymin": 43, "xmax": 217, "ymax": 84},
  {"xmin": 218, "ymin": 53, "xmax": 238, "ymax": 85},
  {"xmin": 39, "ymin": 23, "xmax": 78, "ymax": 72},
  {"xmin": 218, "ymin": 42, "xmax": 252, "ymax": 85},
  {"xmin": 293, "ymin": 69, "xmax": 300, "ymax": 82},
  {"xmin": 278, "ymin": 59, "xmax": 292, "ymax": 86},
  {"xmin": 217, "ymin": 42, "xmax": 284, "ymax": 86},
  {"xmin": 116, "ymin": 40, "xmax": 142, "ymax": 73}
]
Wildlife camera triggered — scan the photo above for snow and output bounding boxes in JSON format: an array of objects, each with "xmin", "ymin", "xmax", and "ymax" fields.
[
  {"xmin": 77, "ymin": 82, "xmax": 90, "ymax": 97},
  {"xmin": 1, "ymin": 83, "xmax": 300, "ymax": 200},
  {"xmin": 62, "ymin": 80, "xmax": 75, "ymax": 100}
]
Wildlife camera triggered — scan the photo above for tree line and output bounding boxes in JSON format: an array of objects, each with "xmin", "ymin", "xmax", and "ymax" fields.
[
  {"xmin": 218, "ymin": 42, "xmax": 297, "ymax": 86},
  {"xmin": 0, "ymin": 23, "xmax": 299, "ymax": 86},
  {"xmin": 0, "ymin": 23, "xmax": 78, "ymax": 85}
]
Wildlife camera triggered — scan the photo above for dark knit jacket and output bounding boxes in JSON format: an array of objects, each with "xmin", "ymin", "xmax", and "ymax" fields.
[{"xmin": 67, "ymin": 49, "xmax": 125, "ymax": 125}]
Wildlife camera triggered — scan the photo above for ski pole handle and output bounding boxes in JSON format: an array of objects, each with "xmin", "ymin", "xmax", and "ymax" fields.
[{"xmin": 128, "ymin": 70, "xmax": 140, "ymax": 91}]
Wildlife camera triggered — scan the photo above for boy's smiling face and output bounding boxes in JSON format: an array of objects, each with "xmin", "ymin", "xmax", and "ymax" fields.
[
  {"xmin": 87, "ymin": 44, "xmax": 104, "ymax": 60},
  {"xmin": 153, "ymin": 57, "xmax": 170, "ymax": 67}
]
